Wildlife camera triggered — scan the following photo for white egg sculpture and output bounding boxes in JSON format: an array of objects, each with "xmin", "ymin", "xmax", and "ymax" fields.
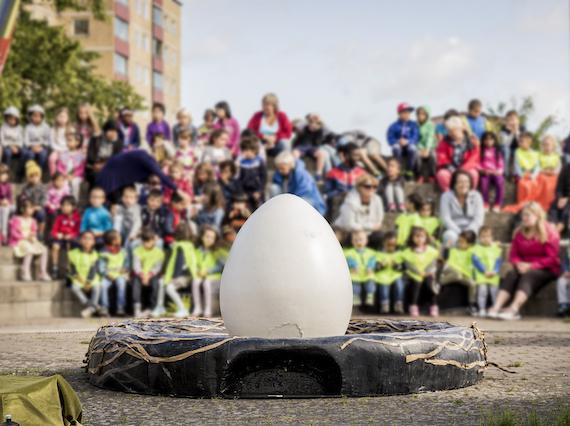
[{"xmin": 220, "ymin": 194, "xmax": 352, "ymax": 338}]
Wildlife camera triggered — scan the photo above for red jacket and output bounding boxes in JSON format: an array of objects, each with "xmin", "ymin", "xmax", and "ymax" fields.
[
  {"xmin": 51, "ymin": 210, "xmax": 81, "ymax": 240},
  {"xmin": 436, "ymin": 136, "xmax": 480, "ymax": 172},
  {"xmin": 509, "ymin": 224, "xmax": 560, "ymax": 275},
  {"xmin": 247, "ymin": 111, "xmax": 292, "ymax": 141}
]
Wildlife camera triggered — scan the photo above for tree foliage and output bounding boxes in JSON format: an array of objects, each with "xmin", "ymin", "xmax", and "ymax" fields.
[
  {"xmin": 486, "ymin": 96, "xmax": 558, "ymax": 146},
  {"xmin": 0, "ymin": 10, "xmax": 144, "ymax": 122}
]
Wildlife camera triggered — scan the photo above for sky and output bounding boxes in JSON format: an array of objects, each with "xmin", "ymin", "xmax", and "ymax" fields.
[{"xmin": 181, "ymin": 0, "xmax": 570, "ymax": 139}]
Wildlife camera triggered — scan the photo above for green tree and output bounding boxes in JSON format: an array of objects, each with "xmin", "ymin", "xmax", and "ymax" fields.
[
  {"xmin": 0, "ymin": 8, "xmax": 144, "ymax": 122},
  {"xmin": 486, "ymin": 96, "xmax": 557, "ymax": 146}
]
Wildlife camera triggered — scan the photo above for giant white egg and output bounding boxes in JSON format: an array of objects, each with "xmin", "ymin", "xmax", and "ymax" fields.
[{"xmin": 220, "ymin": 194, "xmax": 352, "ymax": 338}]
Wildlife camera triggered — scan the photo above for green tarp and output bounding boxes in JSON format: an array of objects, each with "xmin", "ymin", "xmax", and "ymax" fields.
[{"xmin": 0, "ymin": 374, "xmax": 82, "ymax": 426}]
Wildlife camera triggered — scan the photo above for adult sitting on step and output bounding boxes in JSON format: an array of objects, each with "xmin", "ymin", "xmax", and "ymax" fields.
[
  {"xmin": 334, "ymin": 174, "xmax": 384, "ymax": 246},
  {"xmin": 270, "ymin": 151, "xmax": 326, "ymax": 216},
  {"xmin": 548, "ymin": 161, "xmax": 570, "ymax": 234},
  {"xmin": 439, "ymin": 170, "xmax": 485, "ymax": 247},
  {"xmin": 435, "ymin": 116, "xmax": 480, "ymax": 193},
  {"xmin": 487, "ymin": 202, "xmax": 560, "ymax": 320}
]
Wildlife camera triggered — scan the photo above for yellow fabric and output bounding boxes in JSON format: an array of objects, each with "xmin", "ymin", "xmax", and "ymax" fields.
[
  {"xmin": 515, "ymin": 149, "xmax": 539, "ymax": 173},
  {"xmin": 472, "ymin": 243, "xmax": 502, "ymax": 286},
  {"xmin": 395, "ymin": 213, "xmax": 421, "ymax": 246},
  {"xmin": 0, "ymin": 374, "xmax": 82, "ymax": 426},
  {"xmin": 446, "ymin": 247, "xmax": 474, "ymax": 280},
  {"xmin": 374, "ymin": 251, "xmax": 402, "ymax": 285},
  {"xmin": 400, "ymin": 246, "xmax": 439, "ymax": 282},
  {"xmin": 99, "ymin": 249, "xmax": 128, "ymax": 281},
  {"xmin": 419, "ymin": 216, "xmax": 440, "ymax": 237},
  {"xmin": 68, "ymin": 248, "xmax": 100, "ymax": 288},
  {"xmin": 539, "ymin": 152, "xmax": 560, "ymax": 171},
  {"xmin": 164, "ymin": 241, "xmax": 198, "ymax": 284},
  {"xmin": 133, "ymin": 246, "xmax": 164, "ymax": 275},
  {"xmin": 344, "ymin": 247, "xmax": 376, "ymax": 282}
]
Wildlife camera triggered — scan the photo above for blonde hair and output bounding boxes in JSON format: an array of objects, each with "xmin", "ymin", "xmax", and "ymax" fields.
[
  {"xmin": 515, "ymin": 202, "xmax": 549, "ymax": 243},
  {"xmin": 262, "ymin": 93, "xmax": 280, "ymax": 112},
  {"xmin": 355, "ymin": 174, "xmax": 378, "ymax": 188},
  {"xmin": 540, "ymin": 134, "xmax": 558, "ymax": 152},
  {"xmin": 274, "ymin": 150, "xmax": 295, "ymax": 167}
]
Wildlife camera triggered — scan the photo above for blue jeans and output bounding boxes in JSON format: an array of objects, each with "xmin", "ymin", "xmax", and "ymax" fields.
[
  {"xmin": 392, "ymin": 144, "xmax": 417, "ymax": 172},
  {"xmin": 377, "ymin": 278, "xmax": 405, "ymax": 304},
  {"xmin": 353, "ymin": 280, "xmax": 376, "ymax": 298},
  {"xmin": 100, "ymin": 277, "xmax": 127, "ymax": 309},
  {"xmin": 23, "ymin": 146, "xmax": 48, "ymax": 169}
]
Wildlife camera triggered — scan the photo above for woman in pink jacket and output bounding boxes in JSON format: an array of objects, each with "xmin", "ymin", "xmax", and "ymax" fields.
[{"xmin": 488, "ymin": 202, "xmax": 560, "ymax": 320}]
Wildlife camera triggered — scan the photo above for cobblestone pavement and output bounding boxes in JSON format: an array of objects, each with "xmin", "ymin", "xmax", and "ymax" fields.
[{"xmin": 0, "ymin": 317, "xmax": 568, "ymax": 425}]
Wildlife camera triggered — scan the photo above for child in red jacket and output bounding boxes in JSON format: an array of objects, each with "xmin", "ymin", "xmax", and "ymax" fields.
[{"xmin": 50, "ymin": 195, "xmax": 81, "ymax": 277}]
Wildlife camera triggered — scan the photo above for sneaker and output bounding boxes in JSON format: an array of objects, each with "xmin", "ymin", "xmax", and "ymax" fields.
[
  {"xmin": 409, "ymin": 304, "xmax": 419, "ymax": 317},
  {"xmin": 483, "ymin": 203, "xmax": 490, "ymax": 212},
  {"xmin": 394, "ymin": 301, "xmax": 404, "ymax": 314},
  {"xmin": 389, "ymin": 203, "xmax": 397, "ymax": 212},
  {"xmin": 174, "ymin": 309, "xmax": 189, "ymax": 318},
  {"xmin": 380, "ymin": 302, "xmax": 390, "ymax": 314},
  {"xmin": 497, "ymin": 310, "xmax": 521, "ymax": 321},
  {"xmin": 134, "ymin": 303, "xmax": 143, "ymax": 318},
  {"xmin": 81, "ymin": 306, "xmax": 96, "ymax": 318},
  {"xmin": 39, "ymin": 273, "xmax": 52, "ymax": 282},
  {"xmin": 203, "ymin": 309, "xmax": 213, "ymax": 318},
  {"xmin": 20, "ymin": 274, "xmax": 32, "ymax": 282},
  {"xmin": 191, "ymin": 308, "xmax": 203, "ymax": 317},
  {"xmin": 398, "ymin": 203, "xmax": 406, "ymax": 213},
  {"xmin": 486, "ymin": 309, "xmax": 499, "ymax": 319},
  {"xmin": 116, "ymin": 307, "xmax": 126, "ymax": 317},
  {"xmin": 97, "ymin": 307, "xmax": 110, "ymax": 318},
  {"xmin": 473, "ymin": 309, "xmax": 487, "ymax": 318},
  {"xmin": 51, "ymin": 267, "xmax": 59, "ymax": 279},
  {"xmin": 365, "ymin": 293, "xmax": 375, "ymax": 307},
  {"xmin": 151, "ymin": 306, "xmax": 166, "ymax": 318},
  {"xmin": 557, "ymin": 304, "xmax": 569, "ymax": 317},
  {"xmin": 492, "ymin": 205, "xmax": 501, "ymax": 213},
  {"xmin": 429, "ymin": 304, "xmax": 439, "ymax": 317}
]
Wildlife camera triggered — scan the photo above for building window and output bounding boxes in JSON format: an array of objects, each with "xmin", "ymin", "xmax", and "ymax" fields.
[
  {"xmin": 153, "ymin": 71, "xmax": 163, "ymax": 90},
  {"xmin": 152, "ymin": 38, "xmax": 162, "ymax": 57},
  {"xmin": 152, "ymin": 6, "xmax": 162, "ymax": 26},
  {"xmin": 115, "ymin": 0, "xmax": 128, "ymax": 6},
  {"xmin": 73, "ymin": 19, "xmax": 89, "ymax": 36},
  {"xmin": 114, "ymin": 53, "xmax": 128, "ymax": 76},
  {"xmin": 143, "ymin": 33, "xmax": 150, "ymax": 52},
  {"xmin": 114, "ymin": 17, "xmax": 129, "ymax": 41}
]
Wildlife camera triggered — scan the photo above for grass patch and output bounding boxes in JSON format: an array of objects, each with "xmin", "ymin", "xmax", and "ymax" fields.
[{"xmin": 481, "ymin": 407, "xmax": 570, "ymax": 426}]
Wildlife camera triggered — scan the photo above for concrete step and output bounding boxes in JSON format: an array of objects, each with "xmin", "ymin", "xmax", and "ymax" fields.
[{"xmin": 0, "ymin": 279, "xmax": 80, "ymax": 322}]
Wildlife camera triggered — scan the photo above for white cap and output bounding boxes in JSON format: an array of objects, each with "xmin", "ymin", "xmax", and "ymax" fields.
[
  {"xmin": 27, "ymin": 104, "xmax": 45, "ymax": 115},
  {"xmin": 3, "ymin": 106, "xmax": 20, "ymax": 119}
]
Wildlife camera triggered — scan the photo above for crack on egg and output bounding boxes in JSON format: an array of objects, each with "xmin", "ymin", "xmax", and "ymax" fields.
[{"xmin": 268, "ymin": 322, "xmax": 304, "ymax": 338}]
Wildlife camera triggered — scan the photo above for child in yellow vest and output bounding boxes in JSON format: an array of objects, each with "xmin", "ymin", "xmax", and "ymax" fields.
[
  {"xmin": 503, "ymin": 132, "xmax": 539, "ymax": 213},
  {"xmin": 374, "ymin": 231, "xmax": 404, "ymax": 314},
  {"xmin": 132, "ymin": 228, "xmax": 164, "ymax": 318},
  {"xmin": 440, "ymin": 230, "xmax": 477, "ymax": 309},
  {"xmin": 158, "ymin": 223, "xmax": 198, "ymax": 318},
  {"xmin": 344, "ymin": 230, "xmax": 376, "ymax": 307},
  {"xmin": 418, "ymin": 198, "xmax": 440, "ymax": 242},
  {"xmin": 98, "ymin": 230, "xmax": 129, "ymax": 317},
  {"xmin": 471, "ymin": 226, "xmax": 503, "ymax": 317},
  {"xmin": 192, "ymin": 225, "xmax": 225, "ymax": 317},
  {"xmin": 535, "ymin": 135, "xmax": 561, "ymax": 211},
  {"xmin": 400, "ymin": 226, "xmax": 440, "ymax": 317},
  {"xmin": 394, "ymin": 193, "xmax": 423, "ymax": 247},
  {"xmin": 68, "ymin": 231, "xmax": 101, "ymax": 318}
]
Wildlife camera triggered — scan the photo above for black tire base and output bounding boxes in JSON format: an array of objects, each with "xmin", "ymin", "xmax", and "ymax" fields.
[{"xmin": 85, "ymin": 318, "xmax": 487, "ymax": 398}]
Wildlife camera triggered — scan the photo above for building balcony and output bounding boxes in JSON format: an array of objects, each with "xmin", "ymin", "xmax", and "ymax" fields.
[
  {"xmin": 152, "ymin": 57, "xmax": 163, "ymax": 72},
  {"xmin": 152, "ymin": 24, "xmax": 163, "ymax": 41},
  {"xmin": 153, "ymin": 88, "xmax": 164, "ymax": 104},
  {"xmin": 115, "ymin": 37, "xmax": 129, "ymax": 57},
  {"xmin": 114, "ymin": 2, "xmax": 129, "ymax": 21}
]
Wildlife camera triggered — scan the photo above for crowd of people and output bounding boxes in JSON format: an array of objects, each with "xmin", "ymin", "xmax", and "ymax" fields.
[{"xmin": 0, "ymin": 94, "xmax": 569, "ymax": 320}]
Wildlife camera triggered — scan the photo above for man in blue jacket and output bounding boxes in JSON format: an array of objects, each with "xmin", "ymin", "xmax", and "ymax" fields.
[
  {"xmin": 271, "ymin": 151, "xmax": 326, "ymax": 215},
  {"xmin": 386, "ymin": 102, "xmax": 419, "ymax": 176}
]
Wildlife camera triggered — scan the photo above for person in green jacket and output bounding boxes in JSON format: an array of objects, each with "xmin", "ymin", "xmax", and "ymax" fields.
[
  {"xmin": 68, "ymin": 231, "xmax": 101, "ymax": 318},
  {"xmin": 374, "ymin": 231, "xmax": 404, "ymax": 314},
  {"xmin": 344, "ymin": 230, "xmax": 377, "ymax": 307},
  {"xmin": 400, "ymin": 227, "xmax": 440, "ymax": 317},
  {"xmin": 132, "ymin": 227, "xmax": 164, "ymax": 318},
  {"xmin": 192, "ymin": 225, "xmax": 225, "ymax": 317},
  {"xmin": 157, "ymin": 223, "xmax": 198, "ymax": 318},
  {"xmin": 471, "ymin": 227, "xmax": 503, "ymax": 316},
  {"xmin": 418, "ymin": 198, "xmax": 441, "ymax": 242},
  {"xmin": 98, "ymin": 230, "xmax": 129, "ymax": 317},
  {"xmin": 395, "ymin": 193, "xmax": 423, "ymax": 247},
  {"xmin": 416, "ymin": 106, "xmax": 436, "ymax": 182},
  {"xmin": 440, "ymin": 230, "xmax": 477, "ymax": 310}
]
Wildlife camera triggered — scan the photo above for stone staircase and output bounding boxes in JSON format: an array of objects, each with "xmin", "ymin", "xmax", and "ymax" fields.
[{"xmin": 0, "ymin": 247, "xmax": 79, "ymax": 323}]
